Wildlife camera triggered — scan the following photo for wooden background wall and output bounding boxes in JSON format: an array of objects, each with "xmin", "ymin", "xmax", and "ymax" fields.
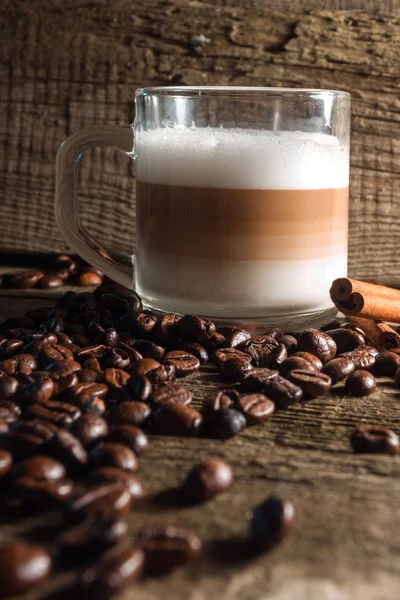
[{"xmin": 1, "ymin": 1, "xmax": 400, "ymax": 284}]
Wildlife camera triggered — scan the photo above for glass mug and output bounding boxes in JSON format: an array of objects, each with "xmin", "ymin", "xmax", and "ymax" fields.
[{"xmin": 55, "ymin": 87, "xmax": 351, "ymax": 330}]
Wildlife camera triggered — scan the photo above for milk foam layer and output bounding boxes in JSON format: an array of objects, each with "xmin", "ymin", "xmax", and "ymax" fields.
[{"xmin": 135, "ymin": 127, "xmax": 349, "ymax": 190}]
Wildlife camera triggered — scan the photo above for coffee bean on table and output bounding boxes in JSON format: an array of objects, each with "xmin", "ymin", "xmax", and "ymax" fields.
[
  {"xmin": 37, "ymin": 274, "xmax": 64, "ymax": 289},
  {"xmin": 107, "ymin": 425, "xmax": 148, "ymax": 456},
  {"xmin": 237, "ymin": 394, "xmax": 275, "ymax": 424},
  {"xmin": 11, "ymin": 456, "xmax": 66, "ymax": 482},
  {"xmin": 48, "ymin": 429, "xmax": 88, "ymax": 468},
  {"xmin": 350, "ymin": 425, "xmax": 399, "ymax": 455},
  {"xmin": 0, "ymin": 398, "xmax": 21, "ymax": 422},
  {"xmin": 179, "ymin": 458, "xmax": 233, "ymax": 503},
  {"xmin": 202, "ymin": 389, "xmax": 239, "ymax": 412},
  {"xmin": 238, "ymin": 336, "xmax": 279, "ymax": 366},
  {"xmin": 279, "ymin": 356, "xmax": 317, "ymax": 377},
  {"xmin": 148, "ymin": 364, "xmax": 176, "ymax": 387},
  {"xmin": 241, "ymin": 368, "xmax": 279, "ymax": 391},
  {"xmin": 321, "ymin": 357, "xmax": 355, "ymax": 385},
  {"xmin": 26, "ymin": 398, "xmax": 81, "ymax": 428},
  {"xmin": 13, "ymin": 476, "xmax": 73, "ymax": 509},
  {"xmin": 87, "ymin": 467, "xmax": 143, "ymax": 501},
  {"xmin": 76, "ymin": 544, "xmax": 144, "ymax": 598},
  {"xmin": 107, "ymin": 401, "xmax": 151, "ymax": 428},
  {"xmin": 217, "ymin": 326, "xmax": 251, "ymax": 348},
  {"xmin": 68, "ymin": 482, "xmax": 132, "ymax": 522},
  {"xmin": 103, "ymin": 368, "xmax": 131, "ymax": 389},
  {"xmin": 52, "ymin": 372, "xmax": 79, "ymax": 395},
  {"xmin": 296, "ymin": 329, "xmax": 337, "ymax": 363},
  {"xmin": 345, "ymin": 370, "xmax": 377, "ymax": 396},
  {"xmin": 324, "ymin": 327, "xmax": 365, "ymax": 353},
  {"xmin": 163, "ymin": 350, "xmax": 200, "ymax": 377},
  {"xmin": 90, "ymin": 443, "xmax": 138, "ymax": 473},
  {"xmin": 176, "ymin": 314, "xmax": 216, "ymax": 343},
  {"xmin": 152, "ymin": 403, "xmax": 203, "ymax": 437},
  {"xmin": 151, "ymin": 383, "xmax": 193, "ymax": 406},
  {"xmin": 0, "ymin": 449, "xmax": 12, "ymax": 478},
  {"xmin": 339, "ymin": 346, "xmax": 377, "ymax": 370},
  {"xmin": 290, "ymin": 351, "xmax": 323, "ymax": 371},
  {"xmin": 130, "ymin": 358, "xmax": 161, "ymax": 377},
  {"xmin": 2, "ymin": 353, "xmax": 37, "ymax": 375},
  {"xmin": 178, "ymin": 342, "xmax": 209, "ymax": 365},
  {"xmin": 214, "ymin": 347, "xmax": 253, "ymax": 365},
  {"xmin": 250, "ymin": 497, "xmax": 295, "ymax": 550},
  {"xmin": 201, "ymin": 408, "xmax": 246, "ymax": 440},
  {"xmin": 219, "ymin": 356, "xmax": 253, "ymax": 382},
  {"xmin": 0, "ymin": 541, "xmax": 52, "ymax": 596},
  {"xmin": 126, "ymin": 374, "xmax": 152, "ymax": 402},
  {"xmin": 59, "ymin": 518, "xmax": 128, "ymax": 564},
  {"xmin": 136, "ymin": 525, "xmax": 201, "ymax": 574},
  {"xmin": 128, "ymin": 339, "xmax": 165, "ymax": 361},
  {"xmin": 71, "ymin": 414, "xmax": 109, "ymax": 448},
  {"xmin": 280, "ymin": 334, "xmax": 298, "ymax": 353},
  {"xmin": 287, "ymin": 369, "xmax": 332, "ymax": 399},
  {"xmin": 0, "ymin": 432, "xmax": 44, "ymax": 460},
  {"xmin": 373, "ymin": 351, "xmax": 400, "ymax": 376},
  {"xmin": 8, "ymin": 270, "xmax": 45, "ymax": 289},
  {"xmin": 0, "ymin": 374, "xmax": 19, "ymax": 398},
  {"xmin": 0, "ymin": 338, "xmax": 24, "ymax": 358}
]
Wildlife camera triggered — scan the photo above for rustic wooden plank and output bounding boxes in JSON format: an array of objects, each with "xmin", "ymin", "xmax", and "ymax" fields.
[
  {"xmin": 1, "ymin": 2, "xmax": 400, "ymax": 286},
  {"xmin": 0, "ymin": 288, "xmax": 399, "ymax": 599}
]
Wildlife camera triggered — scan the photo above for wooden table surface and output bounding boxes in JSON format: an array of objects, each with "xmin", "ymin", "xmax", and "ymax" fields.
[{"xmin": 0, "ymin": 285, "xmax": 399, "ymax": 600}]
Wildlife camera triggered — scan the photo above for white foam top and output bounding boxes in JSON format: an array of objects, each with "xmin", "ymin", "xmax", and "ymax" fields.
[{"xmin": 135, "ymin": 127, "xmax": 349, "ymax": 190}]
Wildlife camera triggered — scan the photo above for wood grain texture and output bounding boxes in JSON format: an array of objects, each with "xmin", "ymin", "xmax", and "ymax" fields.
[
  {"xmin": 0, "ymin": 286, "xmax": 399, "ymax": 599},
  {"xmin": 1, "ymin": 1, "xmax": 400, "ymax": 285}
]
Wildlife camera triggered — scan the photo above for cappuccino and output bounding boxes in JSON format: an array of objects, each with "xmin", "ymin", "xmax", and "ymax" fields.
[{"xmin": 134, "ymin": 127, "xmax": 349, "ymax": 318}]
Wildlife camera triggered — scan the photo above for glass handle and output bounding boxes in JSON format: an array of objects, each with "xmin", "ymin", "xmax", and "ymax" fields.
[{"xmin": 55, "ymin": 125, "xmax": 135, "ymax": 288}]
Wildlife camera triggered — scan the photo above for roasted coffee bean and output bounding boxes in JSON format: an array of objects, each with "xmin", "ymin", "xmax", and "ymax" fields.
[
  {"xmin": 297, "ymin": 329, "xmax": 337, "ymax": 363},
  {"xmin": 107, "ymin": 425, "xmax": 148, "ymax": 456},
  {"xmin": 345, "ymin": 370, "xmax": 377, "ymax": 396},
  {"xmin": 103, "ymin": 367, "xmax": 130, "ymax": 389},
  {"xmin": 341, "ymin": 323, "xmax": 367, "ymax": 342},
  {"xmin": 153, "ymin": 313, "xmax": 180, "ymax": 346},
  {"xmin": 77, "ymin": 344, "xmax": 109, "ymax": 362},
  {"xmin": 27, "ymin": 398, "xmax": 81, "ymax": 427},
  {"xmin": 395, "ymin": 367, "xmax": 400, "ymax": 387},
  {"xmin": 137, "ymin": 525, "xmax": 201, "ymax": 574},
  {"xmin": 71, "ymin": 414, "xmax": 109, "ymax": 448},
  {"xmin": 13, "ymin": 476, "xmax": 73, "ymax": 508},
  {"xmin": 217, "ymin": 326, "xmax": 251, "ymax": 348},
  {"xmin": 103, "ymin": 348, "xmax": 130, "ymax": 370},
  {"xmin": 56, "ymin": 332, "xmax": 80, "ymax": 350},
  {"xmin": 48, "ymin": 429, "xmax": 88, "ymax": 468},
  {"xmin": 163, "ymin": 350, "xmax": 200, "ymax": 377},
  {"xmin": 87, "ymin": 467, "xmax": 143, "ymax": 500},
  {"xmin": 51, "ymin": 372, "xmax": 79, "ymax": 397},
  {"xmin": 0, "ymin": 419, "xmax": 9, "ymax": 434},
  {"xmin": 152, "ymin": 403, "xmax": 203, "ymax": 437},
  {"xmin": 241, "ymin": 368, "xmax": 279, "ymax": 391},
  {"xmin": 129, "ymin": 339, "xmax": 165, "ymax": 362},
  {"xmin": 40, "ymin": 317, "xmax": 64, "ymax": 335},
  {"xmin": 325, "ymin": 327, "xmax": 365, "ymax": 353},
  {"xmin": 78, "ymin": 368, "xmax": 100, "ymax": 383},
  {"xmin": 151, "ymin": 383, "xmax": 193, "ymax": 406},
  {"xmin": 201, "ymin": 408, "xmax": 246, "ymax": 440},
  {"xmin": 72, "ymin": 333, "xmax": 91, "ymax": 347},
  {"xmin": 54, "ymin": 253, "xmax": 77, "ymax": 274},
  {"xmin": 11, "ymin": 455, "xmax": 66, "ymax": 482},
  {"xmin": 90, "ymin": 443, "xmax": 138, "ymax": 473},
  {"xmin": 71, "ymin": 382, "xmax": 108, "ymax": 403},
  {"xmin": 37, "ymin": 274, "xmax": 64, "ymax": 289},
  {"xmin": 321, "ymin": 319, "xmax": 342, "ymax": 331},
  {"xmin": 280, "ymin": 334, "xmax": 298, "ymax": 353},
  {"xmin": 178, "ymin": 342, "xmax": 209, "ymax": 365},
  {"xmin": 69, "ymin": 482, "xmax": 132, "ymax": 522},
  {"xmin": 29, "ymin": 334, "xmax": 59, "ymax": 356},
  {"xmin": 202, "ymin": 389, "xmax": 239, "ymax": 412},
  {"xmin": 17, "ymin": 374, "xmax": 54, "ymax": 404},
  {"xmin": 237, "ymin": 393, "xmax": 275, "ymax": 424},
  {"xmin": 339, "ymin": 345, "xmax": 378, "ymax": 369},
  {"xmin": 279, "ymin": 356, "xmax": 317, "ymax": 377},
  {"xmin": 0, "ymin": 337, "xmax": 24, "ymax": 358},
  {"xmin": 179, "ymin": 459, "xmax": 233, "ymax": 503},
  {"xmin": 351, "ymin": 425, "xmax": 399, "ymax": 455},
  {"xmin": 130, "ymin": 358, "xmax": 161, "ymax": 377},
  {"xmin": 146, "ymin": 364, "xmax": 176, "ymax": 385},
  {"xmin": 176, "ymin": 314, "xmax": 216, "ymax": 343},
  {"xmin": 126, "ymin": 374, "xmax": 152, "ymax": 402},
  {"xmin": 83, "ymin": 357, "xmax": 103, "ymax": 374},
  {"xmin": 48, "ymin": 358, "xmax": 82, "ymax": 377},
  {"xmin": 0, "ymin": 541, "xmax": 52, "ymax": 596},
  {"xmin": 59, "ymin": 518, "xmax": 128, "ymax": 564},
  {"xmin": 39, "ymin": 343, "xmax": 74, "ymax": 367},
  {"xmin": 215, "ymin": 347, "xmax": 253, "ymax": 366},
  {"xmin": 0, "ymin": 399, "xmax": 21, "ymax": 422},
  {"xmin": 219, "ymin": 356, "xmax": 253, "ymax": 382},
  {"xmin": 0, "ymin": 448, "xmax": 12, "ymax": 478},
  {"xmin": 116, "ymin": 342, "xmax": 143, "ymax": 364},
  {"xmin": 261, "ymin": 375, "xmax": 303, "ymax": 408},
  {"xmin": 205, "ymin": 332, "xmax": 226, "ymax": 353},
  {"xmin": 0, "ymin": 432, "xmax": 44, "ymax": 460},
  {"xmin": 250, "ymin": 497, "xmax": 295, "ymax": 549},
  {"xmin": 288, "ymin": 369, "xmax": 332, "ymax": 398},
  {"xmin": 0, "ymin": 374, "xmax": 19, "ymax": 398},
  {"xmin": 131, "ymin": 312, "xmax": 158, "ymax": 338},
  {"xmin": 374, "ymin": 351, "xmax": 400, "ymax": 376},
  {"xmin": 290, "ymin": 351, "xmax": 323, "ymax": 371},
  {"xmin": 261, "ymin": 343, "xmax": 288, "ymax": 369},
  {"xmin": 8, "ymin": 270, "xmax": 45, "ymax": 289},
  {"xmin": 14, "ymin": 419, "xmax": 58, "ymax": 443},
  {"xmin": 76, "ymin": 544, "xmax": 144, "ymax": 598},
  {"xmin": 92, "ymin": 327, "xmax": 118, "ymax": 348},
  {"xmin": 238, "ymin": 336, "xmax": 279, "ymax": 366},
  {"xmin": 107, "ymin": 401, "xmax": 151, "ymax": 428},
  {"xmin": 77, "ymin": 271, "xmax": 103, "ymax": 286},
  {"xmin": 321, "ymin": 357, "xmax": 356, "ymax": 385},
  {"xmin": 2, "ymin": 353, "xmax": 37, "ymax": 375},
  {"xmin": 99, "ymin": 294, "xmax": 137, "ymax": 320}
]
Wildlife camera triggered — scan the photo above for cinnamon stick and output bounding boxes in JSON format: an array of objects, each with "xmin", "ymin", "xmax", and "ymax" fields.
[
  {"xmin": 330, "ymin": 278, "xmax": 400, "ymax": 323},
  {"xmin": 347, "ymin": 316, "xmax": 400, "ymax": 351}
]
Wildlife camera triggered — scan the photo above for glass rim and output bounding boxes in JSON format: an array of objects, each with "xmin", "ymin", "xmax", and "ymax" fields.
[{"xmin": 136, "ymin": 86, "xmax": 351, "ymax": 99}]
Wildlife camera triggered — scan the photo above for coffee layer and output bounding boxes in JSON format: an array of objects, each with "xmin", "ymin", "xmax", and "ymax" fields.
[{"xmin": 136, "ymin": 183, "xmax": 348, "ymax": 262}]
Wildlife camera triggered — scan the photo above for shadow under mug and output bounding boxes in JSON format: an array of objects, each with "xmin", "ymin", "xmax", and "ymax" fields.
[{"xmin": 55, "ymin": 86, "xmax": 351, "ymax": 330}]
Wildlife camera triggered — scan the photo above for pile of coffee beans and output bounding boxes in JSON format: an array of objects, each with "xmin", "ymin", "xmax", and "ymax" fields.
[
  {"xmin": 0, "ymin": 281, "xmax": 399, "ymax": 597},
  {"xmin": 1, "ymin": 254, "xmax": 104, "ymax": 290}
]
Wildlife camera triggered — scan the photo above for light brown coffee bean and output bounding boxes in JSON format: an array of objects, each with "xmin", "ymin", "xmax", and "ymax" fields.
[{"xmin": 129, "ymin": 358, "xmax": 161, "ymax": 377}]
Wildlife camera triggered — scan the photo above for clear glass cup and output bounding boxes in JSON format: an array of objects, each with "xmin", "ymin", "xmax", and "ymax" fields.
[{"xmin": 55, "ymin": 86, "xmax": 351, "ymax": 330}]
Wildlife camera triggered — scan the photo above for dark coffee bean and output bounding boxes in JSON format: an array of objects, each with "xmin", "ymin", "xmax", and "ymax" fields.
[
  {"xmin": 288, "ymin": 369, "xmax": 332, "ymax": 398},
  {"xmin": 103, "ymin": 348, "xmax": 130, "ymax": 370},
  {"xmin": 290, "ymin": 351, "xmax": 323, "ymax": 371},
  {"xmin": 238, "ymin": 336, "xmax": 279, "ymax": 366},
  {"xmin": 53, "ymin": 372, "xmax": 79, "ymax": 395},
  {"xmin": 129, "ymin": 358, "xmax": 161, "ymax": 377},
  {"xmin": 131, "ymin": 312, "xmax": 158, "ymax": 338},
  {"xmin": 107, "ymin": 401, "xmax": 151, "ymax": 428},
  {"xmin": 214, "ymin": 347, "xmax": 252, "ymax": 365},
  {"xmin": 0, "ymin": 317, "xmax": 36, "ymax": 331},
  {"xmin": 153, "ymin": 313, "xmax": 180, "ymax": 346},
  {"xmin": 71, "ymin": 382, "xmax": 108, "ymax": 402},
  {"xmin": 2, "ymin": 353, "xmax": 37, "ymax": 375},
  {"xmin": 126, "ymin": 374, "xmax": 152, "ymax": 402},
  {"xmin": 339, "ymin": 346, "xmax": 377, "ymax": 370},
  {"xmin": 72, "ymin": 333, "xmax": 91, "ymax": 347},
  {"xmin": 260, "ymin": 375, "xmax": 303, "ymax": 408},
  {"xmin": 201, "ymin": 408, "xmax": 246, "ymax": 440},
  {"xmin": 78, "ymin": 368, "xmax": 100, "ymax": 383},
  {"xmin": 39, "ymin": 343, "xmax": 74, "ymax": 367},
  {"xmin": 48, "ymin": 429, "xmax": 88, "ymax": 468},
  {"xmin": 0, "ymin": 419, "xmax": 9, "ymax": 434},
  {"xmin": 178, "ymin": 342, "xmax": 209, "ymax": 365},
  {"xmin": 99, "ymin": 293, "xmax": 139, "ymax": 320},
  {"xmin": 250, "ymin": 497, "xmax": 295, "ymax": 549},
  {"xmin": 217, "ymin": 326, "xmax": 251, "ymax": 348},
  {"xmin": 77, "ymin": 272, "xmax": 103, "ymax": 286},
  {"xmin": 29, "ymin": 334, "xmax": 59, "ymax": 356},
  {"xmin": 0, "ymin": 541, "xmax": 52, "ymax": 596},
  {"xmin": 137, "ymin": 525, "xmax": 201, "ymax": 575},
  {"xmin": 87, "ymin": 321, "xmax": 105, "ymax": 340},
  {"xmin": 26, "ymin": 399, "xmax": 80, "ymax": 428},
  {"xmin": 237, "ymin": 393, "xmax": 275, "ymax": 424},
  {"xmin": 13, "ymin": 476, "xmax": 73, "ymax": 508},
  {"xmin": 56, "ymin": 290, "xmax": 80, "ymax": 312},
  {"xmin": 76, "ymin": 544, "xmax": 144, "ymax": 599},
  {"xmin": 280, "ymin": 334, "xmax": 298, "ymax": 353},
  {"xmin": 116, "ymin": 341, "xmax": 143, "ymax": 364},
  {"xmin": 351, "ymin": 425, "xmax": 399, "ymax": 455},
  {"xmin": 146, "ymin": 364, "xmax": 176, "ymax": 385},
  {"xmin": 14, "ymin": 419, "xmax": 58, "ymax": 442},
  {"xmin": 219, "ymin": 356, "xmax": 253, "ymax": 382},
  {"xmin": 151, "ymin": 383, "xmax": 193, "ymax": 406},
  {"xmin": 297, "ymin": 329, "xmax": 337, "ymax": 363},
  {"xmin": 325, "ymin": 327, "xmax": 365, "ymax": 353},
  {"xmin": 374, "ymin": 351, "xmax": 400, "ymax": 376},
  {"xmin": 129, "ymin": 339, "xmax": 165, "ymax": 362},
  {"xmin": 77, "ymin": 345, "xmax": 109, "ymax": 362},
  {"xmin": 107, "ymin": 425, "xmax": 148, "ymax": 456},
  {"xmin": 261, "ymin": 343, "xmax": 288, "ymax": 369},
  {"xmin": 37, "ymin": 274, "xmax": 64, "ymax": 288},
  {"xmin": 241, "ymin": 368, "xmax": 279, "ymax": 391},
  {"xmin": 83, "ymin": 357, "xmax": 103, "ymax": 374},
  {"xmin": 203, "ymin": 389, "xmax": 239, "ymax": 412},
  {"xmin": 69, "ymin": 482, "xmax": 132, "ymax": 522},
  {"xmin": 0, "ymin": 399, "xmax": 21, "ymax": 422},
  {"xmin": 176, "ymin": 314, "xmax": 216, "ymax": 343},
  {"xmin": 205, "ymin": 332, "xmax": 226, "ymax": 353},
  {"xmin": 103, "ymin": 367, "xmax": 130, "ymax": 389},
  {"xmin": 279, "ymin": 356, "xmax": 317, "ymax": 377},
  {"xmin": 8, "ymin": 270, "xmax": 45, "ymax": 289},
  {"xmin": 48, "ymin": 358, "xmax": 82, "ymax": 377},
  {"xmin": 40, "ymin": 317, "xmax": 64, "ymax": 335},
  {"xmin": 321, "ymin": 357, "xmax": 355, "ymax": 385},
  {"xmin": 345, "ymin": 370, "xmax": 377, "ymax": 396},
  {"xmin": 0, "ymin": 432, "xmax": 44, "ymax": 460},
  {"xmin": 11, "ymin": 455, "xmax": 66, "ymax": 482},
  {"xmin": 87, "ymin": 467, "xmax": 143, "ymax": 500},
  {"xmin": 163, "ymin": 350, "xmax": 200, "ymax": 377},
  {"xmin": 71, "ymin": 414, "xmax": 109, "ymax": 448},
  {"xmin": 0, "ymin": 337, "xmax": 24, "ymax": 358},
  {"xmin": 17, "ymin": 374, "xmax": 55, "ymax": 404},
  {"xmin": 152, "ymin": 403, "xmax": 202, "ymax": 437},
  {"xmin": 56, "ymin": 333, "xmax": 80, "ymax": 352},
  {"xmin": 0, "ymin": 449, "xmax": 12, "ymax": 478},
  {"xmin": 180, "ymin": 458, "xmax": 233, "ymax": 504},
  {"xmin": 321, "ymin": 319, "xmax": 342, "ymax": 331},
  {"xmin": 59, "ymin": 518, "xmax": 128, "ymax": 564},
  {"xmin": 54, "ymin": 253, "xmax": 77, "ymax": 274},
  {"xmin": 0, "ymin": 374, "xmax": 19, "ymax": 398},
  {"xmin": 341, "ymin": 323, "xmax": 367, "ymax": 342},
  {"xmin": 396, "ymin": 367, "xmax": 400, "ymax": 387},
  {"xmin": 90, "ymin": 443, "xmax": 138, "ymax": 473}
]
